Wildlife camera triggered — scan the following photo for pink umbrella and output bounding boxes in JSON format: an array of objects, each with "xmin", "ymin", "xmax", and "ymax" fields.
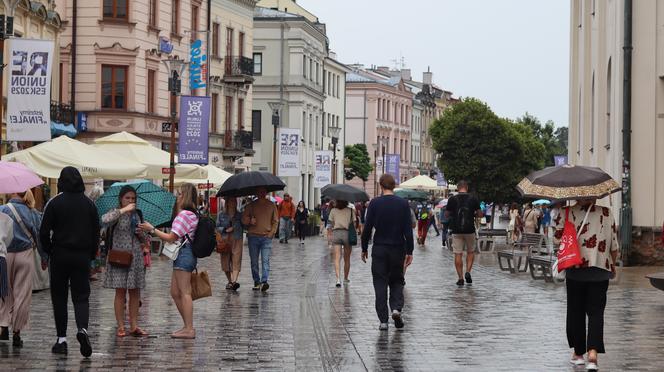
[{"xmin": 0, "ymin": 161, "xmax": 44, "ymax": 194}]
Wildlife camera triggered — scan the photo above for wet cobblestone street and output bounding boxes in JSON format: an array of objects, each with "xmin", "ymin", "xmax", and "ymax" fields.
[{"xmin": 1, "ymin": 232, "xmax": 663, "ymax": 371}]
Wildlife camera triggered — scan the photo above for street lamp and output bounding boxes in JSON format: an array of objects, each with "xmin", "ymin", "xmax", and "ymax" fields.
[
  {"xmin": 268, "ymin": 101, "xmax": 284, "ymax": 176},
  {"xmin": 163, "ymin": 56, "xmax": 188, "ymax": 193},
  {"xmin": 329, "ymin": 126, "xmax": 341, "ymax": 184},
  {"xmin": 372, "ymin": 143, "xmax": 378, "ymax": 197}
]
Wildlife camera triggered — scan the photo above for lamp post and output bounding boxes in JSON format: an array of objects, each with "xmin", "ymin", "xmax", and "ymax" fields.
[
  {"xmin": 371, "ymin": 143, "xmax": 378, "ymax": 197},
  {"xmin": 163, "ymin": 56, "xmax": 188, "ymax": 193},
  {"xmin": 0, "ymin": 0, "xmax": 19, "ymax": 159},
  {"xmin": 268, "ymin": 101, "xmax": 284, "ymax": 176},
  {"xmin": 329, "ymin": 126, "xmax": 341, "ymax": 184}
]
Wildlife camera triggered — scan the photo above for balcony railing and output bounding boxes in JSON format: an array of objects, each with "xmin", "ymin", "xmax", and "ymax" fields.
[
  {"xmin": 223, "ymin": 130, "xmax": 254, "ymax": 152},
  {"xmin": 51, "ymin": 101, "xmax": 74, "ymax": 124},
  {"xmin": 224, "ymin": 56, "xmax": 254, "ymax": 77}
]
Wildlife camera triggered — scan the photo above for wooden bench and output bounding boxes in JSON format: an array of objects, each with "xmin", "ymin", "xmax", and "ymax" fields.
[
  {"xmin": 496, "ymin": 232, "xmax": 544, "ymax": 273},
  {"xmin": 477, "ymin": 229, "xmax": 508, "ymax": 252},
  {"xmin": 528, "ymin": 247, "xmax": 556, "ymax": 282}
]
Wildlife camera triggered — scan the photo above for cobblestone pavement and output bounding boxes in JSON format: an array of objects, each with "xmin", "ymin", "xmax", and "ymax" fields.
[{"xmin": 1, "ymin": 229, "xmax": 664, "ymax": 371}]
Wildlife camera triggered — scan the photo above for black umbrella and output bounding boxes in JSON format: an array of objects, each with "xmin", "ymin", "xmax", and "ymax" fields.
[
  {"xmin": 516, "ymin": 164, "xmax": 621, "ymax": 201},
  {"xmin": 321, "ymin": 184, "xmax": 370, "ymax": 203},
  {"xmin": 216, "ymin": 171, "xmax": 286, "ymax": 197}
]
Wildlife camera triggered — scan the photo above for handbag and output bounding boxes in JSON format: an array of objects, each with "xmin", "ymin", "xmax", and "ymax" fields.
[
  {"xmin": 215, "ymin": 231, "xmax": 232, "ymax": 254},
  {"xmin": 162, "ymin": 238, "xmax": 186, "ymax": 261},
  {"xmin": 190, "ymin": 269, "xmax": 212, "ymax": 301},
  {"xmin": 555, "ymin": 206, "xmax": 591, "ymax": 272},
  {"xmin": 347, "ymin": 210, "xmax": 357, "ymax": 246},
  {"xmin": 108, "ymin": 249, "xmax": 133, "ymax": 268},
  {"xmin": 6, "ymin": 203, "xmax": 49, "ymax": 289}
]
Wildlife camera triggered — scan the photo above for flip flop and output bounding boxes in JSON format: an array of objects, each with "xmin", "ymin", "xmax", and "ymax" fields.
[
  {"xmin": 116, "ymin": 328, "xmax": 127, "ymax": 337},
  {"xmin": 130, "ymin": 328, "xmax": 148, "ymax": 337}
]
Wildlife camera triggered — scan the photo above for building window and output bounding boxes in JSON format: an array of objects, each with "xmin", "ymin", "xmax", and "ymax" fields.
[
  {"xmin": 590, "ymin": 73, "xmax": 595, "ymax": 152},
  {"xmin": 252, "ymin": 110, "xmax": 261, "ymax": 141},
  {"xmin": 148, "ymin": 0, "xmax": 157, "ymax": 27},
  {"xmin": 103, "ymin": 0, "xmax": 128, "ymax": 20},
  {"xmin": 171, "ymin": 0, "xmax": 179, "ymax": 34},
  {"xmin": 327, "ymin": 72, "xmax": 332, "ymax": 95},
  {"xmin": 315, "ymin": 63, "xmax": 319, "ymax": 85},
  {"xmin": 238, "ymin": 98, "xmax": 244, "ymax": 130},
  {"xmin": 303, "ymin": 56, "xmax": 307, "ymax": 77},
  {"xmin": 212, "ymin": 23, "xmax": 220, "ymax": 57},
  {"xmin": 211, "ymin": 93, "xmax": 218, "ymax": 133},
  {"xmin": 147, "ymin": 69, "xmax": 156, "ymax": 114},
  {"xmin": 225, "ymin": 28, "xmax": 233, "ymax": 74},
  {"xmin": 336, "ymin": 75, "xmax": 340, "ymax": 97},
  {"xmin": 238, "ymin": 32, "xmax": 245, "ymax": 58},
  {"xmin": 253, "ymin": 53, "xmax": 262, "ymax": 75},
  {"xmin": 101, "ymin": 65, "xmax": 127, "ymax": 109},
  {"xmin": 191, "ymin": 5, "xmax": 199, "ymax": 37},
  {"xmin": 225, "ymin": 96, "xmax": 232, "ymax": 132},
  {"xmin": 58, "ymin": 62, "xmax": 64, "ymax": 103},
  {"xmin": 606, "ymin": 59, "xmax": 612, "ymax": 149},
  {"xmin": 309, "ymin": 60, "xmax": 313, "ymax": 81}
]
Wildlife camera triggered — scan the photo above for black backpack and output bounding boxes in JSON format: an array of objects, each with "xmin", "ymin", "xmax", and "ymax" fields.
[
  {"xmin": 189, "ymin": 213, "xmax": 217, "ymax": 258},
  {"xmin": 455, "ymin": 196, "xmax": 475, "ymax": 233}
]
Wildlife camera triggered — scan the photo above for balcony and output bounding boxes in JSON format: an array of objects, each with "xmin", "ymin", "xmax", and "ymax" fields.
[
  {"xmin": 51, "ymin": 101, "xmax": 74, "ymax": 124},
  {"xmin": 222, "ymin": 130, "xmax": 254, "ymax": 158},
  {"xmin": 223, "ymin": 56, "xmax": 254, "ymax": 84}
]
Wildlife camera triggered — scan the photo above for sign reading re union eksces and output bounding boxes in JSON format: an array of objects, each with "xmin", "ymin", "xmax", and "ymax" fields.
[
  {"xmin": 314, "ymin": 150, "xmax": 332, "ymax": 188},
  {"xmin": 278, "ymin": 128, "xmax": 300, "ymax": 177},
  {"xmin": 7, "ymin": 39, "xmax": 55, "ymax": 141}
]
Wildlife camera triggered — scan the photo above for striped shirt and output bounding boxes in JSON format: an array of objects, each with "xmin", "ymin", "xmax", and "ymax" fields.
[{"xmin": 171, "ymin": 210, "xmax": 198, "ymax": 240}]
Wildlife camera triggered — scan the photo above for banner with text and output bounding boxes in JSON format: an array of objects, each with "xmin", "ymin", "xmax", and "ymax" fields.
[
  {"xmin": 178, "ymin": 96, "xmax": 210, "ymax": 164},
  {"xmin": 385, "ymin": 154, "xmax": 400, "ymax": 184},
  {"xmin": 278, "ymin": 128, "xmax": 301, "ymax": 177},
  {"xmin": 435, "ymin": 169, "xmax": 448, "ymax": 187},
  {"xmin": 314, "ymin": 150, "xmax": 332, "ymax": 188},
  {"xmin": 189, "ymin": 33, "xmax": 208, "ymax": 90},
  {"xmin": 7, "ymin": 39, "xmax": 54, "ymax": 141},
  {"xmin": 554, "ymin": 155, "xmax": 568, "ymax": 166}
]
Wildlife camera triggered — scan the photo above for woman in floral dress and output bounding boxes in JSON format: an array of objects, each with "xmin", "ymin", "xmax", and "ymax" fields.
[{"xmin": 102, "ymin": 185, "xmax": 150, "ymax": 337}]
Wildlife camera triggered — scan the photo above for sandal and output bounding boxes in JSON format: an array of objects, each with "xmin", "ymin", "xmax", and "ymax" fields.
[
  {"xmin": 170, "ymin": 331, "xmax": 195, "ymax": 339},
  {"xmin": 116, "ymin": 328, "xmax": 127, "ymax": 337},
  {"xmin": 129, "ymin": 327, "xmax": 148, "ymax": 337},
  {"xmin": 225, "ymin": 282, "xmax": 233, "ymax": 290}
]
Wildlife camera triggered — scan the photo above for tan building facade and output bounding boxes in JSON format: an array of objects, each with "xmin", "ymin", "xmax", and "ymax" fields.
[{"xmin": 569, "ymin": 0, "xmax": 664, "ymax": 264}]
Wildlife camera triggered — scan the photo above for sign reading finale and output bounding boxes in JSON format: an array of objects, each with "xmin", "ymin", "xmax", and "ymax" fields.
[
  {"xmin": 178, "ymin": 96, "xmax": 210, "ymax": 164},
  {"xmin": 314, "ymin": 150, "xmax": 332, "ymax": 188},
  {"xmin": 7, "ymin": 39, "xmax": 54, "ymax": 141},
  {"xmin": 278, "ymin": 128, "xmax": 301, "ymax": 177}
]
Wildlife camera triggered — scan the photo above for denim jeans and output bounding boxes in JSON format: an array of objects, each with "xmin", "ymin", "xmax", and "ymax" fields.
[
  {"xmin": 279, "ymin": 217, "xmax": 292, "ymax": 241},
  {"xmin": 248, "ymin": 236, "xmax": 272, "ymax": 284}
]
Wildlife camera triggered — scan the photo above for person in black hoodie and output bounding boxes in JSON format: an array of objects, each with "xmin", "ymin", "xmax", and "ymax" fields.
[{"xmin": 39, "ymin": 167, "xmax": 98, "ymax": 357}]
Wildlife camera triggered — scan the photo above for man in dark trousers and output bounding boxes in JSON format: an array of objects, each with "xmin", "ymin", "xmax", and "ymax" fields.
[
  {"xmin": 40, "ymin": 167, "xmax": 99, "ymax": 357},
  {"xmin": 361, "ymin": 174, "xmax": 414, "ymax": 330},
  {"xmin": 445, "ymin": 180, "xmax": 482, "ymax": 286}
]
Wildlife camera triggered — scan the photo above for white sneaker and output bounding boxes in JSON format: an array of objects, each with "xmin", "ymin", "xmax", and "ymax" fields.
[
  {"xmin": 378, "ymin": 323, "xmax": 388, "ymax": 331},
  {"xmin": 586, "ymin": 361, "xmax": 598, "ymax": 371},
  {"xmin": 343, "ymin": 278, "xmax": 350, "ymax": 283},
  {"xmin": 569, "ymin": 357, "xmax": 585, "ymax": 366}
]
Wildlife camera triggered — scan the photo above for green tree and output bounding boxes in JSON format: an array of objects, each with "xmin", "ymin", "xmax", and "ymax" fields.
[
  {"xmin": 344, "ymin": 144, "xmax": 372, "ymax": 181},
  {"xmin": 515, "ymin": 113, "xmax": 568, "ymax": 166}
]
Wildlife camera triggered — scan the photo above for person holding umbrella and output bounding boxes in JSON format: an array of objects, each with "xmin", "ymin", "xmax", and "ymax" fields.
[
  {"xmin": 241, "ymin": 187, "xmax": 278, "ymax": 292},
  {"xmin": 216, "ymin": 196, "xmax": 244, "ymax": 291}
]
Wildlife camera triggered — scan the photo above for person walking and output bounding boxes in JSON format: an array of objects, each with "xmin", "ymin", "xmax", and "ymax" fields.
[
  {"xmin": 294, "ymin": 201, "xmax": 309, "ymax": 245},
  {"xmin": 0, "ymin": 214, "xmax": 13, "ymax": 305},
  {"xmin": 553, "ymin": 200, "xmax": 619, "ymax": 371},
  {"xmin": 428, "ymin": 202, "xmax": 440, "ymax": 237},
  {"xmin": 439, "ymin": 204, "xmax": 450, "ymax": 248},
  {"xmin": 216, "ymin": 196, "xmax": 243, "ymax": 291},
  {"xmin": 139, "ymin": 183, "xmax": 199, "ymax": 339},
  {"xmin": 101, "ymin": 185, "xmax": 150, "ymax": 337},
  {"xmin": 445, "ymin": 180, "xmax": 482, "ymax": 286},
  {"xmin": 541, "ymin": 205, "xmax": 552, "ymax": 237},
  {"xmin": 241, "ymin": 187, "xmax": 278, "ymax": 292},
  {"xmin": 39, "ymin": 167, "xmax": 98, "ymax": 357},
  {"xmin": 328, "ymin": 200, "xmax": 355, "ymax": 287},
  {"xmin": 508, "ymin": 202, "xmax": 522, "ymax": 243},
  {"xmin": 522, "ymin": 203, "xmax": 541, "ymax": 234},
  {"xmin": 361, "ymin": 174, "xmax": 414, "ymax": 330},
  {"xmin": 0, "ymin": 190, "xmax": 46, "ymax": 348},
  {"xmin": 277, "ymin": 193, "xmax": 295, "ymax": 244},
  {"xmin": 415, "ymin": 204, "xmax": 430, "ymax": 245}
]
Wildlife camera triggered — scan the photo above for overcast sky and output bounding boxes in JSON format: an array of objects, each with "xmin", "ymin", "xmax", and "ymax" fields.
[{"xmin": 298, "ymin": 0, "xmax": 570, "ymax": 127}]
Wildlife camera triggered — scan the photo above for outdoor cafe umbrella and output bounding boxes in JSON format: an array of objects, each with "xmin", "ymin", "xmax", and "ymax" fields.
[
  {"xmin": 516, "ymin": 164, "xmax": 621, "ymax": 201},
  {"xmin": 321, "ymin": 184, "xmax": 370, "ymax": 203},
  {"xmin": 95, "ymin": 180, "xmax": 176, "ymax": 227},
  {"xmin": 399, "ymin": 175, "xmax": 440, "ymax": 191},
  {"xmin": 216, "ymin": 171, "xmax": 286, "ymax": 197},
  {"xmin": 532, "ymin": 199, "xmax": 551, "ymax": 205},
  {"xmin": 394, "ymin": 188, "xmax": 428, "ymax": 201},
  {"xmin": 0, "ymin": 161, "xmax": 44, "ymax": 194}
]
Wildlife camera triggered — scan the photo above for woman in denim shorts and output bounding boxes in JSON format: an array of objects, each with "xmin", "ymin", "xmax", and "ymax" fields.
[{"xmin": 139, "ymin": 183, "xmax": 199, "ymax": 339}]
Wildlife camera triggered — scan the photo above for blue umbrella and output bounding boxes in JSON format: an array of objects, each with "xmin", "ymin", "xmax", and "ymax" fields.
[
  {"xmin": 532, "ymin": 199, "xmax": 551, "ymax": 205},
  {"xmin": 95, "ymin": 180, "xmax": 176, "ymax": 227}
]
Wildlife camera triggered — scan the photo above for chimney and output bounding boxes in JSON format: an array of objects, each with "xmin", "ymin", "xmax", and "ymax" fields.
[
  {"xmin": 376, "ymin": 66, "xmax": 390, "ymax": 73},
  {"xmin": 401, "ymin": 68, "xmax": 411, "ymax": 81},
  {"xmin": 423, "ymin": 67, "xmax": 433, "ymax": 85}
]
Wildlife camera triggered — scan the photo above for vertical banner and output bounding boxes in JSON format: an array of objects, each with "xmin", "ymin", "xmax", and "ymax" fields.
[
  {"xmin": 178, "ymin": 96, "xmax": 210, "ymax": 164},
  {"xmin": 435, "ymin": 169, "xmax": 448, "ymax": 187},
  {"xmin": 189, "ymin": 33, "xmax": 208, "ymax": 90},
  {"xmin": 7, "ymin": 39, "xmax": 54, "ymax": 141},
  {"xmin": 554, "ymin": 155, "xmax": 568, "ymax": 166},
  {"xmin": 314, "ymin": 151, "xmax": 332, "ymax": 188},
  {"xmin": 385, "ymin": 154, "xmax": 400, "ymax": 184},
  {"xmin": 278, "ymin": 128, "xmax": 301, "ymax": 177}
]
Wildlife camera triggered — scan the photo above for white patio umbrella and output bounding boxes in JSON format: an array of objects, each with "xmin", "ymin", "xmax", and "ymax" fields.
[
  {"xmin": 175, "ymin": 164, "xmax": 232, "ymax": 188},
  {"xmin": 93, "ymin": 131, "xmax": 207, "ymax": 180},
  {"xmin": 399, "ymin": 175, "xmax": 441, "ymax": 191}
]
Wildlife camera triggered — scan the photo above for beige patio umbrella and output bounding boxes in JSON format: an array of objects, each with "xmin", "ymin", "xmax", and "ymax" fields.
[
  {"xmin": 174, "ymin": 164, "xmax": 232, "ymax": 189},
  {"xmin": 93, "ymin": 131, "xmax": 207, "ymax": 180},
  {"xmin": 399, "ymin": 175, "xmax": 441, "ymax": 191},
  {"xmin": 3, "ymin": 136, "xmax": 148, "ymax": 179}
]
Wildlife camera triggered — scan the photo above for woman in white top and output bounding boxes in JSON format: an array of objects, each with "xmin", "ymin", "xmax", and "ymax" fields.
[
  {"xmin": 328, "ymin": 200, "xmax": 355, "ymax": 288},
  {"xmin": 507, "ymin": 203, "xmax": 521, "ymax": 243}
]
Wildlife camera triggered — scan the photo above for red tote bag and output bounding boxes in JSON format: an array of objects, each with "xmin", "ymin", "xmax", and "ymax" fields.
[{"xmin": 556, "ymin": 208, "xmax": 584, "ymax": 271}]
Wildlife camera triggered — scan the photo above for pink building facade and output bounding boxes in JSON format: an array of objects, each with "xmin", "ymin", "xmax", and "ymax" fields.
[{"xmin": 345, "ymin": 67, "xmax": 413, "ymax": 198}]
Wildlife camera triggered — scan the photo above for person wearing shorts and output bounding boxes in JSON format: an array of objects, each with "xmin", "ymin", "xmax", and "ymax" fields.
[
  {"xmin": 445, "ymin": 180, "xmax": 482, "ymax": 286},
  {"xmin": 328, "ymin": 200, "xmax": 354, "ymax": 288}
]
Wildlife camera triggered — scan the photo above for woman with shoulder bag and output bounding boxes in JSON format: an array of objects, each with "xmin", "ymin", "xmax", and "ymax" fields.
[
  {"xmin": 294, "ymin": 201, "xmax": 308, "ymax": 245},
  {"xmin": 101, "ymin": 185, "xmax": 150, "ymax": 337},
  {"xmin": 216, "ymin": 196, "xmax": 243, "ymax": 291},
  {"xmin": 138, "ymin": 183, "xmax": 199, "ymax": 339},
  {"xmin": 328, "ymin": 200, "xmax": 355, "ymax": 288}
]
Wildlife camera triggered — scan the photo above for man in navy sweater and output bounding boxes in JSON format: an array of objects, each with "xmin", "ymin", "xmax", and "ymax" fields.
[{"xmin": 361, "ymin": 174, "xmax": 414, "ymax": 330}]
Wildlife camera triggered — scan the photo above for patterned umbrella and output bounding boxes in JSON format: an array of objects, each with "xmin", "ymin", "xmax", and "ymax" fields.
[
  {"xmin": 95, "ymin": 180, "xmax": 176, "ymax": 227},
  {"xmin": 517, "ymin": 165, "xmax": 621, "ymax": 201}
]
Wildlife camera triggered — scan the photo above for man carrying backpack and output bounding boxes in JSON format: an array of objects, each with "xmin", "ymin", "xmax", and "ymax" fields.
[{"xmin": 445, "ymin": 180, "xmax": 482, "ymax": 286}]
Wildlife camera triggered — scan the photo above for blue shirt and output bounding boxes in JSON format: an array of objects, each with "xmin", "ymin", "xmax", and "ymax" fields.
[
  {"xmin": 0, "ymin": 199, "xmax": 44, "ymax": 258},
  {"xmin": 216, "ymin": 211, "xmax": 243, "ymax": 240}
]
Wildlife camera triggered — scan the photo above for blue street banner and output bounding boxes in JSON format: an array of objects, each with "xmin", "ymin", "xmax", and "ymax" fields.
[
  {"xmin": 435, "ymin": 169, "xmax": 448, "ymax": 187},
  {"xmin": 159, "ymin": 37, "xmax": 173, "ymax": 54},
  {"xmin": 189, "ymin": 34, "xmax": 208, "ymax": 90},
  {"xmin": 385, "ymin": 154, "xmax": 400, "ymax": 184},
  {"xmin": 178, "ymin": 96, "xmax": 210, "ymax": 164},
  {"xmin": 554, "ymin": 155, "xmax": 568, "ymax": 166}
]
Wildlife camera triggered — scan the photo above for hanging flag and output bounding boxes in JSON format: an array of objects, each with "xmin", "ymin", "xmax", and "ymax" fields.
[
  {"xmin": 178, "ymin": 96, "xmax": 210, "ymax": 164},
  {"xmin": 278, "ymin": 128, "xmax": 301, "ymax": 177},
  {"xmin": 159, "ymin": 37, "xmax": 174, "ymax": 54}
]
